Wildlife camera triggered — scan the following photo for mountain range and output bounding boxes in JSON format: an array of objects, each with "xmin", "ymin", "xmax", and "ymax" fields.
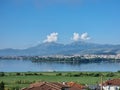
[{"xmin": 0, "ymin": 41, "xmax": 120, "ymax": 56}]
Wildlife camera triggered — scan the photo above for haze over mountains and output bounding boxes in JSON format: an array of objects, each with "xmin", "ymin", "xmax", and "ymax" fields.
[{"xmin": 0, "ymin": 41, "xmax": 120, "ymax": 56}]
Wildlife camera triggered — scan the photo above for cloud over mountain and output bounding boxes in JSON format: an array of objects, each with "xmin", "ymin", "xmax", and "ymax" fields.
[
  {"xmin": 72, "ymin": 32, "xmax": 80, "ymax": 41},
  {"xmin": 72, "ymin": 32, "xmax": 90, "ymax": 41},
  {"xmin": 80, "ymin": 32, "xmax": 90, "ymax": 40},
  {"xmin": 43, "ymin": 32, "xmax": 58, "ymax": 43}
]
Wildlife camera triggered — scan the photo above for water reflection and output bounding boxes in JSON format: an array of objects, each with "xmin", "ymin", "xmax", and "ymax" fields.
[{"xmin": 0, "ymin": 59, "xmax": 120, "ymax": 72}]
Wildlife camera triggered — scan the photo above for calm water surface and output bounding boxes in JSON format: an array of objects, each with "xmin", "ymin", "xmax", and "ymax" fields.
[{"xmin": 0, "ymin": 59, "xmax": 120, "ymax": 72}]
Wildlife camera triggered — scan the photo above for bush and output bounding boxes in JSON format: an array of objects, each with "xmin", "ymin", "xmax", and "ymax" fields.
[
  {"xmin": 39, "ymin": 73, "xmax": 43, "ymax": 75},
  {"xmin": 73, "ymin": 73, "xmax": 82, "ymax": 77},
  {"xmin": 56, "ymin": 73, "xmax": 62, "ymax": 76},
  {"xmin": 106, "ymin": 73, "xmax": 115, "ymax": 77},
  {"xmin": 65, "ymin": 73, "xmax": 73, "ymax": 77},
  {"xmin": 24, "ymin": 73, "xmax": 33, "ymax": 76},
  {"xmin": 93, "ymin": 73, "xmax": 101, "ymax": 77},
  {"xmin": 16, "ymin": 72, "xmax": 21, "ymax": 76},
  {"xmin": 117, "ymin": 70, "xmax": 120, "ymax": 73},
  {"xmin": 78, "ymin": 72, "xmax": 84, "ymax": 76},
  {"xmin": 33, "ymin": 73, "xmax": 38, "ymax": 75},
  {"xmin": 0, "ymin": 81, "xmax": 5, "ymax": 90},
  {"xmin": 0, "ymin": 72, "xmax": 5, "ymax": 77},
  {"xmin": 88, "ymin": 73, "xmax": 101, "ymax": 77}
]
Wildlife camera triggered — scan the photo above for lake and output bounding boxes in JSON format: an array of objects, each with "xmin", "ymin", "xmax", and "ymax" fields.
[{"xmin": 0, "ymin": 59, "xmax": 120, "ymax": 72}]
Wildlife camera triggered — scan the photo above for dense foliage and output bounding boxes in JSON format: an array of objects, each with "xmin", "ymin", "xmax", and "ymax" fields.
[{"xmin": 0, "ymin": 81, "xmax": 4, "ymax": 90}]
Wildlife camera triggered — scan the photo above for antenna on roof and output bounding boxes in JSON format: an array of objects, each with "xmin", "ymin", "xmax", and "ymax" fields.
[{"xmin": 101, "ymin": 75, "xmax": 103, "ymax": 90}]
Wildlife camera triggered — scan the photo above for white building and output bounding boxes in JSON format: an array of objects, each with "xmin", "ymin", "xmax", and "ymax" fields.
[{"xmin": 102, "ymin": 79, "xmax": 120, "ymax": 90}]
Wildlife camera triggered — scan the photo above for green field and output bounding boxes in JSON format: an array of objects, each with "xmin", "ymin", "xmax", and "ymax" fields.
[{"xmin": 0, "ymin": 72, "xmax": 120, "ymax": 90}]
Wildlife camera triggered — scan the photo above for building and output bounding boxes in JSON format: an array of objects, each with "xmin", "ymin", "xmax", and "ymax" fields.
[
  {"xmin": 67, "ymin": 82, "xmax": 86, "ymax": 90},
  {"xmin": 21, "ymin": 82, "xmax": 85, "ymax": 90},
  {"xmin": 102, "ymin": 78, "xmax": 120, "ymax": 90}
]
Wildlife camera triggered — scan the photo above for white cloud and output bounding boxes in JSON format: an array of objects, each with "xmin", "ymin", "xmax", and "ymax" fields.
[
  {"xmin": 72, "ymin": 32, "xmax": 80, "ymax": 41},
  {"xmin": 44, "ymin": 32, "xmax": 58, "ymax": 43},
  {"xmin": 80, "ymin": 32, "xmax": 90, "ymax": 40},
  {"xmin": 72, "ymin": 32, "xmax": 90, "ymax": 41}
]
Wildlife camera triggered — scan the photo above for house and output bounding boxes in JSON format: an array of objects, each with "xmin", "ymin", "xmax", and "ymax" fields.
[
  {"xmin": 22, "ymin": 82, "xmax": 69, "ymax": 90},
  {"xmin": 88, "ymin": 85, "xmax": 100, "ymax": 90},
  {"xmin": 21, "ymin": 82, "xmax": 86, "ymax": 90},
  {"xmin": 67, "ymin": 82, "xmax": 86, "ymax": 90},
  {"xmin": 102, "ymin": 78, "xmax": 120, "ymax": 90}
]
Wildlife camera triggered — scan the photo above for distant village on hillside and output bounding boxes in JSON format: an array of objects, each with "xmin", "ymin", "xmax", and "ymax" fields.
[{"xmin": 1, "ymin": 54, "xmax": 120, "ymax": 61}]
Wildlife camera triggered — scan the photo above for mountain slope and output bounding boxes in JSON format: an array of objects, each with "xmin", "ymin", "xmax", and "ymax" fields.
[
  {"xmin": 0, "ymin": 42, "xmax": 120, "ymax": 56},
  {"xmin": 24, "ymin": 42, "xmax": 65, "ymax": 56}
]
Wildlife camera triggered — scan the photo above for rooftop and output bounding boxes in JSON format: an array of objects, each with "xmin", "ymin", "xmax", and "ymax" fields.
[
  {"xmin": 21, "ymin": 82, "xmax": 85, "ymax": 90},
  {"xmin": 102, "ymin": 78, "xmax": 120, "ymax": 86}
]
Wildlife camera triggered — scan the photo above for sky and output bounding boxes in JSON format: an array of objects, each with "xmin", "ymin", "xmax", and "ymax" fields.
[{"xmin": 0, "ymin": 0, "xmax": 120, "ymax": 49}]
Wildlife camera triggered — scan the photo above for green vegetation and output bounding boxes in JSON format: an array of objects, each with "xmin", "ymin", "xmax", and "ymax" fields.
[
  {"xmin": 0, "ymin": 72, "xmax": 5, "ymax": 77},
  {"xmin": 0, "ymin": 81, "xmax": 5, "ymax": 90},
  {"xmin": 0, "ymin": 72, "xmax": 120, "ymax": 90}
]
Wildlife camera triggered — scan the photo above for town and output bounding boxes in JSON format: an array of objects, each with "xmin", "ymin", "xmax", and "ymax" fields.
[{"xmin": 1, "ymin": 54, "xmax": 120, "ymax": 61}]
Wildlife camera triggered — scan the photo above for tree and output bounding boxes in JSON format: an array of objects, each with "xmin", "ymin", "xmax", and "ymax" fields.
[
  {"xmin": 0, "ymin": 72, "xmax": 5, "ymax": 77},
  {"xmin": 0, "ymin": 81, "xmax": 5, "ymax": 90}
]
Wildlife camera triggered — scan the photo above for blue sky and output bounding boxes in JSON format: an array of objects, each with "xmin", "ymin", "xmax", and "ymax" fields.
[{"xmin": 0, "ymin": 0, "xmax": 120, "ymax": 49}]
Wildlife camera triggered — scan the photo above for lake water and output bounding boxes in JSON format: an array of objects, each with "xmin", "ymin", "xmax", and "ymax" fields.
[{"xmin": 0, "ymin": 59, "xmax": 120, "ymax": 72}]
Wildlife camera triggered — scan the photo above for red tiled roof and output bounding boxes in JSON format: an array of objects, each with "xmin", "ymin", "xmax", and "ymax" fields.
[
  {"xmin": 21, "ymin": 82, "xmax": 86, "ymax": 90},
  {"xmin": 67, "ymin": 82, "xmax": 86, "ymax": 90},
  {"xmin": 103, "ymin": 78, "xmax": 120, "ymax": 86},
  {"xmin": 30, "ymin": 82, "xmax": 45, "ymax": 87},
  {"xmin": 22, "ymin": 82, "xmax": 69, "ymax": 90}
]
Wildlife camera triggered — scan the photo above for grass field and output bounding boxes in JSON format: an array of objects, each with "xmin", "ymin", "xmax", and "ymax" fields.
[{"xmin": 0, "ymin": 72, "xmax": 120, "ymax": 90}]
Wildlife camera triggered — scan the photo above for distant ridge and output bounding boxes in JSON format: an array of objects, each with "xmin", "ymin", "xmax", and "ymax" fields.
[{"xmin": 0, "ymin": 41, "xmax": 120, "ymax": 56}]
